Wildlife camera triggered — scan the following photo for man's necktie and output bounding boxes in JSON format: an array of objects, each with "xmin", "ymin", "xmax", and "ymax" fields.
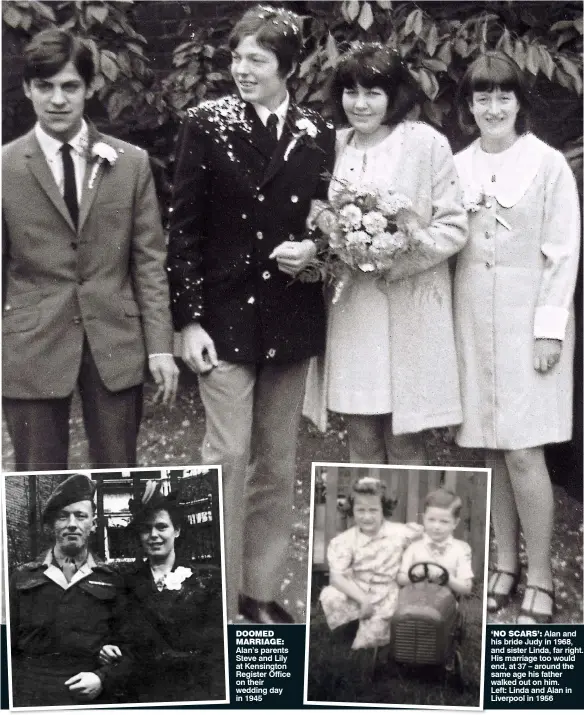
[
  {"xmin": 62, "ymin": 557, "xmax": 77, "ymax": 582},
  {"xmin": 60, "ymin": 143, "xmax": 78, "ymax": 228},
  {"xmin": 266, "ymin": 113, "xmax": 279, "ymax": 143}
]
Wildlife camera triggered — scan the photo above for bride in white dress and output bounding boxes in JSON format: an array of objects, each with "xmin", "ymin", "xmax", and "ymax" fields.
[{"xmin": 318, "ymin": 42, "xmax": 467, "ymax": 464}]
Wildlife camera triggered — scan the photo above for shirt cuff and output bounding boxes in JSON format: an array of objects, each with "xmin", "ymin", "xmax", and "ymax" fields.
[
  {"xmin": 148, "ymin": 353, "xmax": 173, "ymax": 358},
  {"xmin": 533, "ymin": 306, "xmax": 569, "ymax": 340}
]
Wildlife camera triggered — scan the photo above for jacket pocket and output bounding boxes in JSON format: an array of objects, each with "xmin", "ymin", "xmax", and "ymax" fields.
[{"xmin": 2, "ymin": 307, "xmax": 39, "ymax": 334}]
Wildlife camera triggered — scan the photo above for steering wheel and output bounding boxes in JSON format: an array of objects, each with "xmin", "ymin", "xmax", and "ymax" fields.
[{"xmin": 408, "ymin": 561, "xmax": 449, "ymax": 587}]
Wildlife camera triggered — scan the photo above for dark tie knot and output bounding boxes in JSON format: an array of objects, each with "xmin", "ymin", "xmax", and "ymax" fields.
[{"xmin": 60, "ymin": 143, "xmax": 73, "ymax": 156}]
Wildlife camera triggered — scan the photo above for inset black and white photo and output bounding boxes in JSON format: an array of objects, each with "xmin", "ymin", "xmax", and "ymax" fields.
[
  {"xmin": 305, "ymin": 463, "xmax": 490, "ymax": 709},
  {"xmin": 3, "ymin": 467, "xmax": 229, "ymax": 709}
]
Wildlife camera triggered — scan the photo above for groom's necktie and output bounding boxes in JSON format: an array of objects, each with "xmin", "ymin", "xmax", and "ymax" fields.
[
  {"xmin": 266, "ymin": 113, "xmax": 279, "ymax": 143},
  {"xmin": 60, "ymin": 143, "xmax": 79, "ymax": 228}
]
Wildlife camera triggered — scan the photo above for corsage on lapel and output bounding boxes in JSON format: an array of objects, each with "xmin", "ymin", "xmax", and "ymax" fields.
[
  {"xmin": 284, "ymin": 115, "xmax": 319, "ymax": 162},
  {"xmin": 87, "ymin": 141, "xmax": 118, "ymax": 189},
  {"xmin": 153, "ymin": 566, "xmax": 193, "ymax": 592}
]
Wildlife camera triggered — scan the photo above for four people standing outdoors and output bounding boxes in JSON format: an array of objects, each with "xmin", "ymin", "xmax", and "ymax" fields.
[{"xmin": 3, "ymin": 5, "xmax": 580, "ymax": 630}]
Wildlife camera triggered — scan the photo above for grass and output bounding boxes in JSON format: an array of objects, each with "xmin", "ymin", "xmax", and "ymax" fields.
[{"xmin": 305, "ymin": 592, "xmax": 484, "ymax": 708}]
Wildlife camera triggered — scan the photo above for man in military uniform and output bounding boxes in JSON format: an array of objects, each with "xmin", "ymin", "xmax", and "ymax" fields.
[{"xmin": 9, "ymin": 474, "xmax": 128, "ymax": 707}]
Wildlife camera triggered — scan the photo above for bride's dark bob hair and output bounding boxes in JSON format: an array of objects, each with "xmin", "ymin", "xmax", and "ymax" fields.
[
  {"xmin": 329, "ymin": 42, "xmax": 422, "ymax": 127},
  {"xmin": 456, "ymin": 51, "xmax": 532, "ymax": 135}
]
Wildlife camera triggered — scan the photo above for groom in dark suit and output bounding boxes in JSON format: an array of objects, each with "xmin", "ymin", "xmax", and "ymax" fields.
[
  {"xmin": 2, "ymin": 29, "xmax": 178, "ymax": 471},
  {"xmin": 168, "ymin": 5, "xmax": 335, "ymax": 623}
]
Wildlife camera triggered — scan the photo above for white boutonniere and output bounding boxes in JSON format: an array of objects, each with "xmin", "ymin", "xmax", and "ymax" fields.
[
  {"xmin": 284, "ymin": 117, "xmax": 319, "ymax": 161},
  {"xmin": 88, "ymin": 141, "xmax": 118, "ymax": 189},
  {"xmin": 154, "ymin": 566, "xmax": 193, "ymax": 592}
]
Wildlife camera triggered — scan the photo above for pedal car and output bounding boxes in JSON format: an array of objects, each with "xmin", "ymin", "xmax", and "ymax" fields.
[{"xmin": 388, "ymin": 562, "xmax": 465, "ymax": 689}]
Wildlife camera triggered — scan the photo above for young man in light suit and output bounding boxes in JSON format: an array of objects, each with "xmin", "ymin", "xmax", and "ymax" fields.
[
  {"xmin": 2, "ymin": 29, "xmax": 179, "ymax": 470},
  {"xmin": 168, "ymin": 5, "xmax": 335, "ymax": 623}
]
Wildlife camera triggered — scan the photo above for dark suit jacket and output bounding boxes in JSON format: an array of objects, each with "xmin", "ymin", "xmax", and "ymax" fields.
[
  {"xmin": 2, "ymin": 124, "xmax": 173, "ymax": 398},
  {"xmin": 167, "ymin": 95, "xmax": 335, "ymax": 364}
]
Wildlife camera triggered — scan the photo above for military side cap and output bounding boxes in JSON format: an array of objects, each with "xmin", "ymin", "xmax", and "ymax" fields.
[{"xmin": 42, "ymin": 473, "xmax": 96, "ymax": 524}]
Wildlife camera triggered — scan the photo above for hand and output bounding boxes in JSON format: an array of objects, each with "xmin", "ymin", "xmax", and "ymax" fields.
[
  {"xmin": 270, "ymin": 240, "xmax": 317, "ymax": 276},
  {"xmin": 64, "ymin": 672, "xmax": 103, "ymax": 701},
  {"xmin": 149, "ymin": 355, "xmax": 179, "ymax": 406},
  {"xmin": 427, "ymin": 565, "xmax": 445, "ymax": 583},
  {"xmin": 359, "ymin": 598, "xmax": 375, "ymax": 620},
  {"xmin": 533, "ymin": 338, "xmax": 562, "ymax": 373},
  {"xmin": 181, "ymin": 323, "xmax": 218, "ymax": 374},
  {"xmin": 98, "ymin": 644, "xmax": 122, "ymax": 665}
]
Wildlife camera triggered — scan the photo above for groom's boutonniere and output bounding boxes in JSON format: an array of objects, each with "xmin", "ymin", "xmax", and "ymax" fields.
[
  {"xmin": 88, "ymin": 141, "xmax": 118, "ymax": 189},
  {"xmin": 284, "ymin": 117, "xmax": 319, "ymax": 161}
]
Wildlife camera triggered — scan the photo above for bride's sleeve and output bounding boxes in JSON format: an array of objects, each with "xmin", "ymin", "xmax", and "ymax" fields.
[{"xmin": 382, "ymin": 133, "xmax": 468, "ymax": 282}]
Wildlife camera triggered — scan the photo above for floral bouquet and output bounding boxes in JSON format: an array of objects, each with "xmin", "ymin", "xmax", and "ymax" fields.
[{"xmin": 302, "ymin": 182, "xmax": 421, "ymax": 303}]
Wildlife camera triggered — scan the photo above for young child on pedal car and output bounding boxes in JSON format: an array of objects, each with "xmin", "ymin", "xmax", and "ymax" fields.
[
  {"xmin": 397, "ymin": 487, "xmax": 473, "ymax": 596},
  {"xmin": 319, "ymin": 476, "xmax": 423, "ymax": 649}
]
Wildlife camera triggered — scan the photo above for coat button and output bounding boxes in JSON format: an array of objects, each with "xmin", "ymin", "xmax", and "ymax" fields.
[
  {"xmin": 485, "ymin": 261, "xmax": 492, "ymax": 268},
  {"xmin": 71, "ymin": 242, "xmax": 78, "ymax": 250},
  {"xmin": 485, "ymin": 231, "xmax": 491, "ymax": 239},
  {"xmin": 73, "ymin": 316, "xmax": 82, "ymax": 325},
  {"xmin": 258, "ymin": 194, "xmax": 265, "ymax": 202},
  {"xmin": 485, "ymin": 201, "xmax": 493, "ymax": 209},
  {"xmin": 262, "ymin": 271, "xmax": 271, "ymax": 280},
  {"xmin": 256, "ymin": 231, "xmax": 263, "ymax": 240}
]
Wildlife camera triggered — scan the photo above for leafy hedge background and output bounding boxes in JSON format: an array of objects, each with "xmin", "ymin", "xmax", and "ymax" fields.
[{"xmin": 3, "ymin": 0, "xmax": 582, "ymax": 218}]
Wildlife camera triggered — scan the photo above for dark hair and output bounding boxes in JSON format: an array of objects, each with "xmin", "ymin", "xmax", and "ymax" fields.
[
  {"xmin": 329, "ymin": 42, "xmax": 422, "ymax": 127},
  {"xmin": 456, "ymin": 51, "xmax": 531, "ymax": 135},
  {"xmin": 228, "ymin": 4, "xmax": 303, "ymax": 78},
  {"xmin": 423, "ymin": 488, "xmax": 462, "ymax": 519},
  {"xmin": 129, "ymin": 487, "xmax": 184, "ymax": 534},
  {"xmin": 23, "ymin": 28, "xmax": 95, "ymax": 86},
  {"xmin": 346, "ymin": 476, "xmax": 397, "ymax": 518}
]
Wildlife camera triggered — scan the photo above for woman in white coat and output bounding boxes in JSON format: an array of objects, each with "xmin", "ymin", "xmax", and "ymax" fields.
[
  {"xmin": 310, "ymin": 42, "xmax": 467, "ymax": 465},
  {"xmin": 453, "ymin": 52, "xmax": 580, "ymax": 623}
]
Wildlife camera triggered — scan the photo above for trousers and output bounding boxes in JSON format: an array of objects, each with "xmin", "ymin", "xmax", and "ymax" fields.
[{"xmin": 198, "ymin": 358, "xmax": 310, "ymax": 619}]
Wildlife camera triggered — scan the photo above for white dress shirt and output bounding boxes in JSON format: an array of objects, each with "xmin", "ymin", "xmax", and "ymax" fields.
[
  {"xmin": 35, "ymin": 120, "xmax": 88, "ymax": 204},
  {"xmin": 252, "ymin": 93, "xmax": 290, "ymax": 139}
]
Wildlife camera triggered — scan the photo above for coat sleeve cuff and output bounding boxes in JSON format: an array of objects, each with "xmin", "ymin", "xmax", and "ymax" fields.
[{"xmin": 533, "ymin": 306, "xmax": 569, "ymax": 340}]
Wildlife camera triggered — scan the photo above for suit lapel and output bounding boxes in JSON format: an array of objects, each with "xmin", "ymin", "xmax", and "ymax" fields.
[
  {"xmin": 78, "ymin": 123, "xmax": 106, "ymax": 233},
  {"xmin": 24, "ymin": 130, "xmax": 76, "ymax": 233}
]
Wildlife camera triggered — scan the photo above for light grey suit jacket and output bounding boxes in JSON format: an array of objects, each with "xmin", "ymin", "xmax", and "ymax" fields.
[{"xmin": 2, "ymin": 124, "xmax": 173, "ymax": 398}]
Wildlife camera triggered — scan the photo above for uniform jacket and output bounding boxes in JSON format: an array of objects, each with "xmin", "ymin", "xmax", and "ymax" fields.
[
  {"xmin": 9, "ymin": 551, "xmax": 128, "ymax": 690},
  {"xmin": 2, "ymin": 123, "xmax": 173, "ymax": 399},
  {"xmin": 304, "ymin": 122, "xmax": 468, "ymax": 435},
  {"xmin": 167, "ymin": 95, "xmax": 336, "ymax": 364}
]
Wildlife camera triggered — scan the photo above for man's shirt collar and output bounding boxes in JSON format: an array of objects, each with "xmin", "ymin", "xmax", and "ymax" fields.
[
  {"xmin": 252, "ymin": 92, "xmax": 290, "ymax": 130},
  {"xmin": 35, "ymin": 118, "xmax": 88, "ymax": 158}
]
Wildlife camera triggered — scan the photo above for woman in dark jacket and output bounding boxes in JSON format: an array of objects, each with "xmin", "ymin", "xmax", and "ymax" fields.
[{"xmin": 99, "ymin": 482, "xmax": 226, "ymax": 703}]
